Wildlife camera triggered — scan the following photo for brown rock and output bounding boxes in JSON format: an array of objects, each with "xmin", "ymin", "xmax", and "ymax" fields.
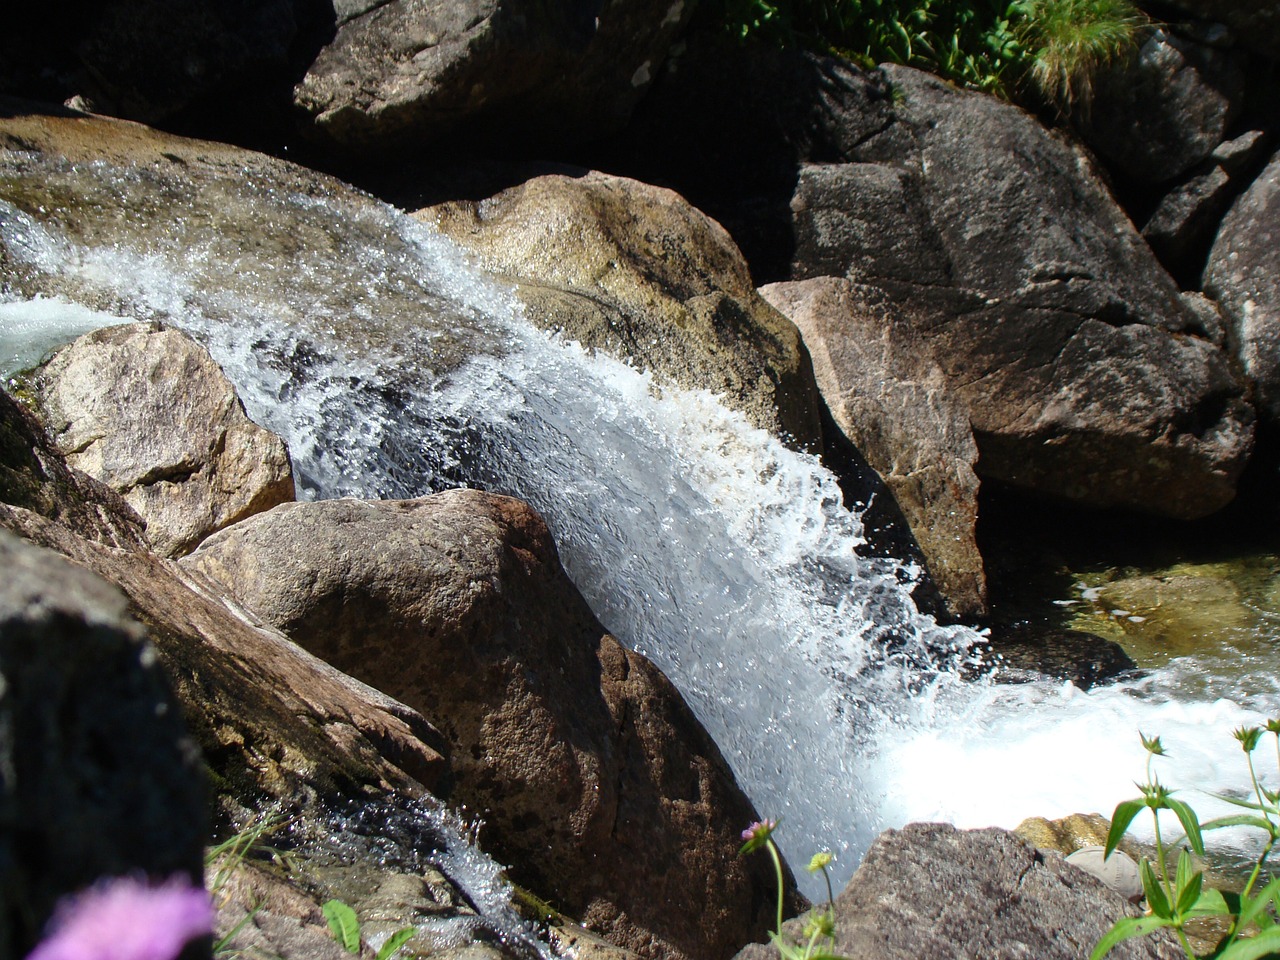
[
  {"xmin": 421, "ymin": 171, "xmax": 825, "ymax": 451},
  {"xmin": 184, "ymin": 492, "xmax": 787, "ymax": 960},
  {"xmin": 759, "ymin": 277, "xmax": 985, "ymax": 619},
  {"xmin": 31, "ymin": 322, "xmax": 294, "ymax": 556},
  {"xmin": 0, "ymin": 386, "xmax": 447, "ymax": 808}
]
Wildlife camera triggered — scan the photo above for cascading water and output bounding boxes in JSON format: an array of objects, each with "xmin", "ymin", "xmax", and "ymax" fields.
[{"xmin": 3, "ymin": 166, "xmax": 1278, "ymax": 899}]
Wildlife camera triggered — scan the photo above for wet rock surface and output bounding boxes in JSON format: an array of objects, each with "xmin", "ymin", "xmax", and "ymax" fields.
[
  {"xmin": 759, "ymin": 277, "xmax": 985, "ymax": 619},
  {"xmin": 423, "ymin": 170, "xmax": 824, "ymax": 451}
]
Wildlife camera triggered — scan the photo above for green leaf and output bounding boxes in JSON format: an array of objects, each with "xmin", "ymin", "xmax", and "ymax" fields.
[
  {"xmin": 1216, "ymin": 927, "xmax": 1280, "ymax": 960},
  {"xmin": 1210, "ymin": 793, "xmax": 1280, "ymax": 815},
  {"xmin": 1166, "ymin": 797, "xmax": 1205, "ymax": 856},
  {"xmin": 1174, "ymin": 866, "xmax": 1203, "ymax": 917},
  {"xmin": 1141, "ymin": 860, "xmax": 1172, "ymax": 919},
  {"xmin": 1090, "ymin": 916, "xmax": 1174, "ymax": 960},
  {"xmin": 1202, "ymin": 814, "xmax": 1279, "ymax": 834},
  {"xmin": 322, "ymin": 900, "xmax": 362, "ymax": 954},
  {"xmin": 375, "ymin": 927, "xmax": 416, "ymax": 960},
  {"xmin": 1105, "ymin": 800, "xmax": 1144, "ymax": 858},
  {"xmin": 1238, "ymin": 878, "xmax": 1280, "ymax": 932},
  {"xmin": 1186, "ymin": 887, "xmax": 1232, "ymax": 917}
]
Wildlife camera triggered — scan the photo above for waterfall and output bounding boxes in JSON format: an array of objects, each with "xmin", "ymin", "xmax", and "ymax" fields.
[{"xmin": 3, "ymin": 178, "xmax": 1277, "ymax": 898}]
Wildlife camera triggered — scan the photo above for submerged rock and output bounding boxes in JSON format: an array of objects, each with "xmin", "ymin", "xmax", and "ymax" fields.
[
  {"xmin": 422, "ymin": 170, "xmax": 825, "ymax": 451},
  {"xmin": 30, "ymin": 322, "xmax": 295, "ymax": 556},
  {"xmin": 735, "ymin": 823, "xmax": 1180, "ymax": 960},
  {"xmin": 0, "ymin": 529, "xmax": 206, "ymax": 959},
  {"xmin": 183, "ymin": 491, "xmax": 786, "ymax": 960}
]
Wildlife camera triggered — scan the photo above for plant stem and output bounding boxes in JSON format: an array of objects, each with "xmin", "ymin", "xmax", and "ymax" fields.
[{"xmin": 766, "ymin": 839, "xmax": 786, "ymax": 936}]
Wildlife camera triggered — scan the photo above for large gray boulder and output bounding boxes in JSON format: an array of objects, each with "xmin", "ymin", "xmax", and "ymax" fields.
[
  {"xmin": 294, "ymin": 0, "xmax": 695, "ymax": 155},
  {"xmin": 183, "ymin": 492, "xmax": 787, "ymax": 960},
  {"xmin": 808, "ymin": 65, "xmax": 1256, "ymax": 519},
  {"xmin": 1076, "ymin": 26, "xmax": 1246, "ymax": 184},
  {"xmin": 1204, "ymin": 147, "xmax": 1280, "ymax": 423},
  {"xmin": 31, "ymin": 322, "xmax": 295, "ymax": 556},
  {"xmin": 0, "ymin": 529, "xmax": 206, "ymax": 959},
  {"xmin": 759, "ymin": 278, "xmax": 985, "ymax": 619},
  {"xmin": 735, "ymin": 823, "xmax": 1180, "ymax": 960},
  {"xmin": 423, "ymin": 171, "xmax": 825, "ymax": 451}
]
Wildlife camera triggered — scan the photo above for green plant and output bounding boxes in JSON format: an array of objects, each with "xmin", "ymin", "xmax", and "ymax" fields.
[
  {"xmin": 206, "ymin": 813, "xmax": 296, "ymax": 956},
  {"xmin": 703, "ymin": 0, "xmax": 1144, "ymax": 105},
  {"xmin": 1093, "ymin": 726, "xmax": 1280, "ymax": 960},
  {"xmin": 740, "ymin": 819, "xmax": 847, "ymax": 960},
  {"xmin": 1014, "ymin": 0, "xmax": 1146, "ymax": 108},
  {"xmin": 322, "ymin": 899, "xmax": 416, "ymax": 960}
]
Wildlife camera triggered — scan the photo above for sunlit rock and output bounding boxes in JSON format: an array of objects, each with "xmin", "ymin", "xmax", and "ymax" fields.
[
  {"xmin": 734, "ymin": 824, "xmax": 1179, "ymax": 960},
  {"xmin": 759, "ymin": 277, "xmax": 985, "ymax": 619},
  {"xmin": 184, "ymin": 491, "xmax": 789, "ymax": 960},
  {"xmin": 422, "ymin": 171, "xmax": 825, "ymax": 452},
  {"xmin": 1205, "ymin": 146, "xmax": 1280, "ymax": 423},
  {"xmin": 29, "ymin": 322, "xmax": 294, "ymax": 556}
]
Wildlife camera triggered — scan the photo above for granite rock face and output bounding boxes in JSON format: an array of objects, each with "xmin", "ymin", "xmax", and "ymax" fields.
[
  {"xmin": 1078, "ymin": 26, "xmax": 1245, "ymax": 184},
  {"xmin": 32, "ymin": 322, "xmax": 295, "ymax": 556},
  {"xmin": 184, "ymin": 492, "xmax": 786, "ymax": 960},
  {"xmin": 759, "ymin": 277, "xmax": 985, "ymax": 619},
  {"xmin": 1205, "ymin": 147, "xmax": 1280, "ymax": 423}
]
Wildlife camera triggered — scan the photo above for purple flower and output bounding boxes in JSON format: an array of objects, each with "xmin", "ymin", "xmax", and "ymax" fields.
[
  {"xmin": 739, "ymin": 818, "xmax": 778, "ymax": 854},
  {"xmin": 27, "ymin": 876, "xmax": 214, "ymax": 960}
]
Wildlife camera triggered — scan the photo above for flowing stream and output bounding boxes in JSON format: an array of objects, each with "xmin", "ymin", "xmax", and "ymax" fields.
[{"xmin": 3, "ymin": 169, "xmax": 1279, "ymax": 899}]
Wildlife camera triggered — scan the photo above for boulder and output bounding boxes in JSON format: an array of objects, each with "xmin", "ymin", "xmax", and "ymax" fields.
[
  {"xmin": 734, "ymin": 824, "xmax": 1180, "ymax": 960},
  {"xmin": 1077, "ymin": 26, "xmax": 1245, "ymax": 184},
  {"xmin": 293, "ymin": 0, "xmax": 695, "ymax": 156},
  {"xmin": 423, "ymin": 171, "xmax": 825, "ymax": 451},
  {"xmin": 1157, "ymin": 1, "xmax": 1280, "ymax": 61},
  {"xmin": 1204, "ymin": 147, "xmax": 1280, "ymax": 422},
  {"xmin": 0, "ymin": 529, "xmax": 206, "ymax": 959},
  {"xmin": 758, "ymin": 277, "xmax": 985, "ymax": 619},
  {"xmin": 0, "ymin": 386, "xmax": 448, "ymax": 810},
  {"xmin": 183, "ymin": 492, "xmax": 788, "ymax": 960},
  {"xmin": 819, "ymin": 66, "xmax": 1255, "ymax": 519},
  {"xmin": 30, "ymin": 322, "xmax": 295, "ymax": 556},
  {"xmin": 1143, "ymin": 130, "xmax": 1274, "ymax": 280}
]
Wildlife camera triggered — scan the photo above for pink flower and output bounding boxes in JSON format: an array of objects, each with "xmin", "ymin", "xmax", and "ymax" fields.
[
  {"xmin": 27, "ymin": 877, "xmax": 214, "ymax": 960},
  {"xmin": 739, "ymin": 818, "xmax": 779, "ymax": 853}
]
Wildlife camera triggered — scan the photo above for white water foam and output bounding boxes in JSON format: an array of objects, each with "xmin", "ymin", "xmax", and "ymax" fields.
[{"xmin": 4, "ymin": 175, "xmax": 1278, "ymax": 897}]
